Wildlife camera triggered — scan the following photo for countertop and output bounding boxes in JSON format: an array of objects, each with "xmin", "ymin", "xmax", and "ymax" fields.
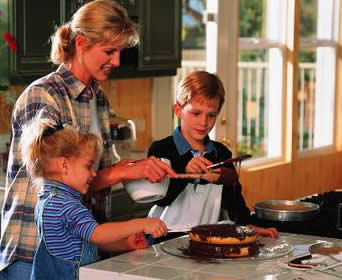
[{"xmin": 80, "ymin": 232, "xmax": 342, "ymax": 280}]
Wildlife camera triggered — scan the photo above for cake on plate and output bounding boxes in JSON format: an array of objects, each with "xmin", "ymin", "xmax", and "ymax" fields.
[{"xmin": 187, "ymin": 224, "xmax": 260, "ymax": 258}]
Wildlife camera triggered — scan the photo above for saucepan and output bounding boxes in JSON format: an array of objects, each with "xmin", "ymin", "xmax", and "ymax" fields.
[{"xmin": 254, "ymin": 200, "xmax": 320, "ymax": 222}]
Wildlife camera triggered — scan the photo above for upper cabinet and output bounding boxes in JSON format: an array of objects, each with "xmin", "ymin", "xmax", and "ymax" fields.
[
  {"xmin": 139, "ymin": 0, "xmax": 181, "ymax": 71},
  {"xmin": 9, "ymin": 0, "xmax": 182, "ymax": 83},
  {"xmin": 8, "ymin": 0, "xmax": 78, "ymax": 83}
]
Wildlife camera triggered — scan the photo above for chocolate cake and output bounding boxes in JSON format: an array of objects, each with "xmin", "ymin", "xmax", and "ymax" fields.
[{"xmin": 187, "ymin": 224, "xmax": 260, "ymax": 258}]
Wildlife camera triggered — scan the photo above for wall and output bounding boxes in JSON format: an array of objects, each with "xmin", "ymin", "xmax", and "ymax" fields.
[
  {"xmin": 101, "ymin": 78, "xmax": 153, "ymax": 151},
  {"xmin": 240, "ymin": 152, "xmax": 342, "ymax": 209}
]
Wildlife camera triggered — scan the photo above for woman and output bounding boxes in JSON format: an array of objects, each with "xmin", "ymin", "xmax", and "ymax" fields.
[{"xmin": 0, "ymin": 1, "xmax": 176, "ymax": 279}]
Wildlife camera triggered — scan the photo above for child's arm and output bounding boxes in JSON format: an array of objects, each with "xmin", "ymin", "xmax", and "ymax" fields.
[
  {"xmin": 90, "ymin": 217, "xmax": 167, "ymax": 247},
  {"xmin": 248, "ymin": 225, "xmax": 279, "ymax": 239},
  {"xmin": 97, "ymin": 233, "xmax": 148, "ymax": 252}
]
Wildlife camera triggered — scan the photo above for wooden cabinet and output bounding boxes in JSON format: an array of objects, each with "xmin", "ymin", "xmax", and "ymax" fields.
[
  {"xmin": 111, "ymin": 0, "xmax": 182, "ymax": 79},
  {"xmin": 9, "ymin": 0, "xmax": 181, "ymax": 83},
  {"xmin": 139, "ymin": 0, "xmax": 181, "ymax": 71},
  {"xmin": 8, "ymin": 0, "xmax": 77, "ymax": 83}
]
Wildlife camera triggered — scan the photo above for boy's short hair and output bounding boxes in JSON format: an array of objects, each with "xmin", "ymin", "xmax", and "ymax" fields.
[{"xmin": 176, "ymin": 71, "xmax": 225, "ymax": 111}]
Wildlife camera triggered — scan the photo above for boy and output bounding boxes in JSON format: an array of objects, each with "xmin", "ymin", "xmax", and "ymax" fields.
[{"xmin": 148, "ymin": 71, "xmax": 278, "ymax": 238}]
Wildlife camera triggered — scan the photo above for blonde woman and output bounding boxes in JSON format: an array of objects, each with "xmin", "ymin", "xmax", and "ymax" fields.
[{"xmin": 0, "ymin": 1, "xmax": 176, "ymax": 278}]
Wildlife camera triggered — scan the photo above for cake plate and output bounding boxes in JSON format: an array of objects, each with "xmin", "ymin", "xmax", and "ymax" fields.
[{"xmin": 161, "ymin": 236, "xmax": 293, "ymax": 262}]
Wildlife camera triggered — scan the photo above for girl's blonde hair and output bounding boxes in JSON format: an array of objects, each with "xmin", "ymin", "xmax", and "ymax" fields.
[
  {"xmin": 50, "ymin": 0, "xmax": 139, "ymax": 64},
  {"xmin": 20, "ymin": 112, "xmax": 102, "ymax": 180},
  {"xmin": 176, "ymin": 71, "xmax": 226, "ymax": 112}
]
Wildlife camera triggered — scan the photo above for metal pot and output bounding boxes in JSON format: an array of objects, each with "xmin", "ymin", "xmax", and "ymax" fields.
[{"xmin": 254, "ymin": 200, "xmax": 320, "ymax": 222}]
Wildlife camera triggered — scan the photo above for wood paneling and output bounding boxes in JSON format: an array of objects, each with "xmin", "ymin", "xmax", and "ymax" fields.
[
  {"xmin": 240, "ymin": 152, "xmax": 342, "ymax": 210},
  {"xmin": 101, "ymin": 78, "xmax": 152, "ymax": 151},
  {"xmin": 0, "ymin": 85, "xmax": 24, "ymax": 133}
]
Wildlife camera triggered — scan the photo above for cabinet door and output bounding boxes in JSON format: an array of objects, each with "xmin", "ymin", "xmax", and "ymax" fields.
[
  {"xmin": 116, "ymin": 0, "xmax": 139, "ymax": 17},
  {"xmin": 9, "ymin": 0, "xmax": 75, "ymax": 83},
  {"xmin": 138, "ymin": 0, "xmax": 181, "ymax": 71}
]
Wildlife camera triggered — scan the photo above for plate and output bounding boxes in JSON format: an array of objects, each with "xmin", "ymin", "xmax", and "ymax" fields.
[
  {"xmin": 309, "ymin": 241, "xmax": 342, "ymax": 255},
  {"xmin": 161, "ymin": 236, "xmax": 293, "ymax": 262}
]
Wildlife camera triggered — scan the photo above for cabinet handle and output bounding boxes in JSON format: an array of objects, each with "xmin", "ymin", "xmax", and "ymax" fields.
[{"xmin": 144, "ymin": 56, "xmax": 151, "ymax": 62}]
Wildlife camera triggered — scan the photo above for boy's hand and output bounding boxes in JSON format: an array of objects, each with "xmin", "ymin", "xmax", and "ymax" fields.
[
  {"xmin": 143, "ymin": 218, "xmax": 168, "ymax": 238},
  {"xmin": 185, "ymin": 157, "xmax": 212, "ymax": 174},
  {"xmin": 126, "ymin": 233, "xmax": 148, "ymax": 250},
  {"xmin": 248, "ymin": 225, "xmax": 279, "ymax": 239}
]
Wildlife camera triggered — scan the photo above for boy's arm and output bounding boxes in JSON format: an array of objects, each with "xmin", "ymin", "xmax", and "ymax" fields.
[{"xmin": 221, "ymin": 182, "xmax": 253, "ymax": 225}]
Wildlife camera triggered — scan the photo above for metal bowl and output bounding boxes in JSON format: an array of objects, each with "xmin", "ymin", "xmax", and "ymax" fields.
[
  {"xmin": 254, "ymin": 200, "xmax": 320, "ymax": 222},
  {"xmin": 309, "ymin": 241, "xmax": 342, "ymax": 255}
]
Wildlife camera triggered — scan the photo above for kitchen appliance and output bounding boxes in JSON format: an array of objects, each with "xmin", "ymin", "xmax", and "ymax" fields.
[
  {"xmin": 109, "ymin": 110, "xmax": 136, "ymax": 161},
  {"xmin": 252, "ymin": 190, "xmax": 342, "ymax": 239}
]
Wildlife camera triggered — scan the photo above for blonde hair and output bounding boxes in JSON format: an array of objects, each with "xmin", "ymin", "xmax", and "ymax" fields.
[
  {"xmin": 50, "ymin": 0, "xmax": 139, "ymax": 64},
  {"xmin": 176, "ymin": 71, "xmax": 225, "ymax": 112},
  {"xmin": 20, "ymin": 112, "xmax": 102, "ymax": 180}
]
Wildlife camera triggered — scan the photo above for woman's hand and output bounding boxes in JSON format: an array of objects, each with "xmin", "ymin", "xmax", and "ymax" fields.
[
  {"xmin": 126, "ymin": 232, "xmax": 148, "ymax": 250},
  {"xmin": 248, "ymin": 225, "xmax": 279, "ymax": 239},
  {"xmin": 115, "ymin": 156, "xmax": 178, "ymax": 183},
  {"xmin": 185, "ymin": 156, "xmax": 212, "ymax": 174}
]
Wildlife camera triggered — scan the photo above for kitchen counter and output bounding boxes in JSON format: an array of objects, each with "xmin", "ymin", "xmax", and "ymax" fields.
[{"xmin": 80, "ymin": 232, "xmax": 342, "ymax": 280}]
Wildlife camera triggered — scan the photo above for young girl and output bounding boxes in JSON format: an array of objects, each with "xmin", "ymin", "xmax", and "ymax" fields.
[{"xmin": 20, "ymin": 113, "xmax": 167, "ymax": 280}]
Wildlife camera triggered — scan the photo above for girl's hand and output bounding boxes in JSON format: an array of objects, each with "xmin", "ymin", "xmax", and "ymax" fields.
[
  {"xmin": 185, "ymin": 157, "xmax": 213, "ymax": 174},
  {"xmin": 126, "ymin": 233, "xmax": 148, "ymax": 250},
  {"xmin": 248, "ymin": 225, "xmax": 279, "ymax": 239},
  {"xmin": 143, "ymin": 217, "xmax": 168, "ymax": 238}
]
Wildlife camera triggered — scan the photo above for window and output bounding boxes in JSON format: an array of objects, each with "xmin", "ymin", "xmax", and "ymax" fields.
[
  {"xmin": 173, "ymin": 0, "xmax": 340, "ymax": 165},
  {"xmin": 298, "ymin": 0, "xmax": 339, "ymax": 150},
  {"xmin": 215, "ymin": 0, "xmax": 340, "ymax": 163},
  {"xmin": 237, "ymin": 0, "xmax": 286, "ymax": 159}
]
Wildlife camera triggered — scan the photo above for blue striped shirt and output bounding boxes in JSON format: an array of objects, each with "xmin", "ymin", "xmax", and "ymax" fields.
[{"xmin": 38, "ymin": 180, "xmax": 98, "ymax": 261}]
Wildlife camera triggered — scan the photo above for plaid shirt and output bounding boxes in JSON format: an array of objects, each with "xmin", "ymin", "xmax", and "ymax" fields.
[{"xmin": 0, "ymin": 64, "xmax": 114, "ymax": 269}]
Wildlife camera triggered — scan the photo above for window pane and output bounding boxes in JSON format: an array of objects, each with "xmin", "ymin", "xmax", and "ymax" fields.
[
  {"xmin": 237, "ymin": 49, "xmax": 283, "ymax": 158},
  {"xmin": 237, "ymin": 0, "xmax": 285, "ymax": 159},
  {"xmin": 182, "ymin": 0, "xmax": 206, "ymax": 49},
  {"xmin": 300, "ymin": 0, "xmax": 318, "ymax": 39},
  {"xmin": 297, "ymin": 0, "xmax": 338, "ymax": 151},
  {"xmin": 239, "ymin": 0, "xmax": 266, "ymax": 38},
  {"xmin": 298, "ymin": 46, "xmax": 336, "ymax": 150}
]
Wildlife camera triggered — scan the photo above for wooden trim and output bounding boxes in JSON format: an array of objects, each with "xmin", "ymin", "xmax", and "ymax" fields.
[
  {"xmin": 335, "ymin": 2, "xmax": 342, "ymax": 150},
  {"xmin": 215, "ymin": 0, "xmax": 239, "ymax": 153}
]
